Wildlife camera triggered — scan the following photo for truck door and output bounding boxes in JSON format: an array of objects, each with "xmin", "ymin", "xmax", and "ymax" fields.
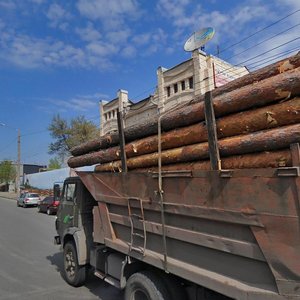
[{"xmin": 58, "ymin": 182, "xmax": 78, "ymax": 235}]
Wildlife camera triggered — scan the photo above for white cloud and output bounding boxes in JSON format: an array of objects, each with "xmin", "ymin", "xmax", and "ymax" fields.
[
  {"xmin": 106, "ymin": 29, "xmax": 131, "ymax": 44},
  {"xmin": 76, "ymin": 0, "xmax": 140, "ymax": 29},
  {"xmin": 75, "ymin": 22, "xmax": 102, "ymax": 42},
  {"xmin": 0, "ymin": 0, "xmax": 16, "ymax": 9},
  {"xmin": 48, "ymin": 97, "xmax": 97, "ymax": 112},
  {"xmin": 156, "ymin": 0, "xmax": 300, "ymax": 60},
  {"xmin": 136, "ymin": 28, "xmax": 168, "ymax": 56},
  {"xmin": 156, "ymin": 0, "xmax": 191, "ymax": 24},
  {"xmin": 132, "ymin": 33, "xmax": 151, "ymax": 46},
  {"xmin": 38, "ymin": 92, "xmax": 108, "ymax": 114},
  {"xmin": 46, "ymin": 3, "xmax": 72, "ymax": 30},
  {"xmin": 86, "ymin": 41, "xmax": 119, "ymax": 56},
  {"xmin": 29, "ymin": 0, "xmax": 45, "ymax": 4},
  {"xmin": 77, "ymin": 0, "xmax": 139, "ymax": 19},
  {"xmin": 153, "ymin": 28, "xmax": 167, "ymax": 43},
  {"xmin": 0, "ymin": 28, "xmax": 117, "ymax": 69},
  {"xmin": 122, "ymin": 45, "xmax": 136, "ymax": 58},
  {"xmin": 0, "ymin": 19, "xmax": 5, "ymax": 30},
  {"xmin": 278, "ymin": 0, "xmax": 300, "ymax": 10},
  {"xmin": 0, "ymin": 9, "xmax": 126, "ymax": 71},
  {"xmin": 78, "ymin": 92, "xmax": 109, "ymax": 99}
]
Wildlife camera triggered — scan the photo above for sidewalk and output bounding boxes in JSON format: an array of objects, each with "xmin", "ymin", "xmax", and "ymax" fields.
[{"xmin": 0, "ymin": 192, "xmax": 17, "ymax": 200}]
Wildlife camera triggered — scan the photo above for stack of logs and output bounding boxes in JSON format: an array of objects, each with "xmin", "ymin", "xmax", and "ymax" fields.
[{"xmin": 68, "ymin": 53, "xmax": 300, "ymax": 172}]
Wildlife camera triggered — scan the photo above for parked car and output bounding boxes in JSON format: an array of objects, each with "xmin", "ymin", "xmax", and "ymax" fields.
[
  {"xmin": 17, "ymin": 192, "xmax": 40, "ymax": 208},
  {"xmin": 37, "ymin": 196, "xmax": 59, "ymax": 215}
]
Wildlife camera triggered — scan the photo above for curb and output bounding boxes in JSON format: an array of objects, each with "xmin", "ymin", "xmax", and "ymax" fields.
[{"xmin": 0, "ymin": 194, "xmax": 17, "ymax": 201}]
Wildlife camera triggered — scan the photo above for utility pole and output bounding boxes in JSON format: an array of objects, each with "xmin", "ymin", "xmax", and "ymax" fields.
[
  {"xmin": 16, "ymin": 129, "xmax": 21, "ymax": 197},
  {"xmin": 0, "ymin": 123, "xmax": 21, "ymax": 196}
]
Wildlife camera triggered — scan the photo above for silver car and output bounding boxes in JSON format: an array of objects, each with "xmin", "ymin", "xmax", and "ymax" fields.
[{"xmin": 17, "ymin": 192, "xmax": 40, "ymax": 208}]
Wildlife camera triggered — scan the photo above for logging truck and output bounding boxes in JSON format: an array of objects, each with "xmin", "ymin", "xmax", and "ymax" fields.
[
  {"xmin": 55, "ymin": 53, "xmax": 300, "ymax": 300},
  {"xmin": 54, "ymin": 146, "xmax": 300, "ymax": 300}
]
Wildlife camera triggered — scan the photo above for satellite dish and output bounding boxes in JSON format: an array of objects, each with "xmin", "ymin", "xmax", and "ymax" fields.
[{"xmin": 184, "ymin": 27, "xmax": 215, "ymax": 52}]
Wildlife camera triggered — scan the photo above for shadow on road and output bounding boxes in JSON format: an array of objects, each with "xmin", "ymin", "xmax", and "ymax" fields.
[{"xmin": 46, "ymin": 252, "xmax": 123, "ymax": 300}]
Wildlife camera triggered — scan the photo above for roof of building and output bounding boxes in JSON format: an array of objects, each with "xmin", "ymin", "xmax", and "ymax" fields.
[
  {"xmin": 163, "ymin": 57, "xmax": 193, "ymax": 74},
  {"xmin": 103, "ymin": 97, "xmax": 118, "ymax": 109},
  {"xmin": 103, "ymin": 97, "xmax": 134, "ymax": 109}
]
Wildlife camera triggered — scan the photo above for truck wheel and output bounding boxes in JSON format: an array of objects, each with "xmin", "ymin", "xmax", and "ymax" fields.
[
  {"xmin": 47, "ymin": 208, "xmax": 51, "ymax": 215},
  {"xmin": 63, "ymin": 241, "xmax": 87, "ymax": 287},
  {"xmin": 125, "ymin": 271, "xmax": 171, "ymax": 300}
]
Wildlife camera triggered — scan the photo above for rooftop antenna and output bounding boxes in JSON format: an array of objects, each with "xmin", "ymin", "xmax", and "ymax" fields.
[{"xmin": 184, "ymin": 27, "xmax": 215, "ymax": 54}]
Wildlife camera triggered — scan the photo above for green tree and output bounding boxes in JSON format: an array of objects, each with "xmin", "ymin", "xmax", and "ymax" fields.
[
  {"xmin": 0, "ymin": 160, "xmax": 16, "ymax": 184},
  {"xmin": 48, "ymin": 157, "xmax": 62, "ymax": 170},
  {"xmin": 48, "ymin": 114, "xmax": 98, "ymax": 161}
]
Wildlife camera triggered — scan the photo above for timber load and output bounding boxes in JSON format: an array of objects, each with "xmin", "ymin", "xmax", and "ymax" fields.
[{"xmin": 68, "ymin": 53, "xmax": 300, "ymax": 171}]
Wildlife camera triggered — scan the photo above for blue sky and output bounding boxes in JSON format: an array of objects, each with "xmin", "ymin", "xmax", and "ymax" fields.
[{"xmin": 0, "ymin": 0, "xmax": 299, "ymax": 166}]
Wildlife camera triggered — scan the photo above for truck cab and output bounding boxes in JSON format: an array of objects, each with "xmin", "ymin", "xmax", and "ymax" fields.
[{"xmin": 55, "ymin": 177, "xmax": 96, "ymax": 286}]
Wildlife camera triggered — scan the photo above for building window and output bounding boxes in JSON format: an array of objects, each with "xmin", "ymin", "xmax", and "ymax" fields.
[
  {"xmin": 174, "ymin": 83, "xmax": 178, "ymax": 93},
  {"xmin": 167, "ymin": 86, "xmax": 171, "ymax": 97},
  {"xmin": 189, "ymin": 77, "xmax": 194, "ymax": 89},
  {"xmin": 181, "ymin": 80, "xmax": 185, "ymax": 91},
  {"xmin": 109, "ymin": 111, "xmax": 111, "ymax": 119}
]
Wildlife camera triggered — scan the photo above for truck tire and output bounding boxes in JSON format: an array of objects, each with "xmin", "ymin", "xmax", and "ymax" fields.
[
  {"xmin": 63, "ymin": 241, "xmax": 87, "ymax": 287},
  {"xmin": 47, "ymin": 208, "xmax": 51, "ymax": 215},
  {"xmin": 125, "ymin": 271, "xmax": 171, "ymax": 300}
]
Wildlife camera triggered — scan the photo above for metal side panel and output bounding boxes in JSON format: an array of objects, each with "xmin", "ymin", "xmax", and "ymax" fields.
[
  {"xmin": 104, "ymin": 238, "xmax": 286, "ymax": 300},
  {"xmin": 77, "ymin": 170, "xmax": 300, "ymax": 299}
]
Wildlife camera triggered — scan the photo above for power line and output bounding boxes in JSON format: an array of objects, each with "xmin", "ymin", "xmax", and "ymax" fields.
[
  {"xmin": 213, "ymin": 37, "xmax": 300, "ymax": 83},
  {"xmin": 131, "ymin": 86, "xmax": 156, "ymax": 103},
  {"xmin": 238, "ymin": 36, "xmax": 300, "ymax": 65},
  {"xmin": 0, "ymin": 137, "xmax": 17, "ymax": 154},
  {"xmin": 188, "ymin": 44, "xmax": 300, "ymax": 94},
  {"xmin": 21, "ymin": 129, "xmax": 48, "ymax": 137},
  {"xmin": 225, "ymin": 22, "xmax": 300, "ymax": 61},
  {"xmin": 247, "ymin": 46, "xmax": 300, "ymax": 69},
  {"xmin": 218, "ymin": 8, "xmax": 300, "ymax": 55}
]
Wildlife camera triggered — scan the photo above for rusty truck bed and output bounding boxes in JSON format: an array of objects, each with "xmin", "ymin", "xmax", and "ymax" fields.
[{"xmin": 78, "ymin": 167, "xmax": 300, "ymax": 299}]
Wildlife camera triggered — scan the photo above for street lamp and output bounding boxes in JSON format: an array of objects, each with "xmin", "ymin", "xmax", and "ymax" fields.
[{"xmin": 0, "ymin": 123, "xmax": 21, "ymax": 196}]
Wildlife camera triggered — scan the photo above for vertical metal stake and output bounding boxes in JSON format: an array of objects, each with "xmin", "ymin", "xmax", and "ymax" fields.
[
  {"xmin": 158, "ymin": 113, "xmax": 168, "ymax": 272},
  {"xmin": 204, "ymin": 91, "xmax": 221, "ymax": 170},
  {"xmin": 291, "ymin": 143, "xmax": 300, "ymax": 167},
  {"xmin": 117, "ymin": 111, "xmax": 127, "ymax": 173}
]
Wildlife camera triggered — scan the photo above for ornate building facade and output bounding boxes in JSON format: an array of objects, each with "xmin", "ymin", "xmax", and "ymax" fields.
[{"xmin": 99, "ymin": 50, "xmax": 248, "ymax": 136}]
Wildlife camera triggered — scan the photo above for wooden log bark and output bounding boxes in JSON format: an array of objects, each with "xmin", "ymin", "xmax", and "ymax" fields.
[
  {"xmin": 161, "ymin": 67, "xmax": 300, "ymax": 132},
  {"xmin": 71, "ymin": 66, "xmax": 300, "ymax": 156},
  {"xmin": 94, "ymin": 123, "xmax": 300, "ymax": 171},
  {"xmin": 68, "ymin": 98, "xmax": 300, "ymax": 168},
  {"xmin": 134, "ymin": 150, "xmax": 292, "ymax": 172}
]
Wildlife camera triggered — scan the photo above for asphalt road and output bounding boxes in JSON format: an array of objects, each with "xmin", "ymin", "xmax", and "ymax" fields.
[{"xmin": 0, "ymin": 197, "xmax": 123, "ymax": 300}]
